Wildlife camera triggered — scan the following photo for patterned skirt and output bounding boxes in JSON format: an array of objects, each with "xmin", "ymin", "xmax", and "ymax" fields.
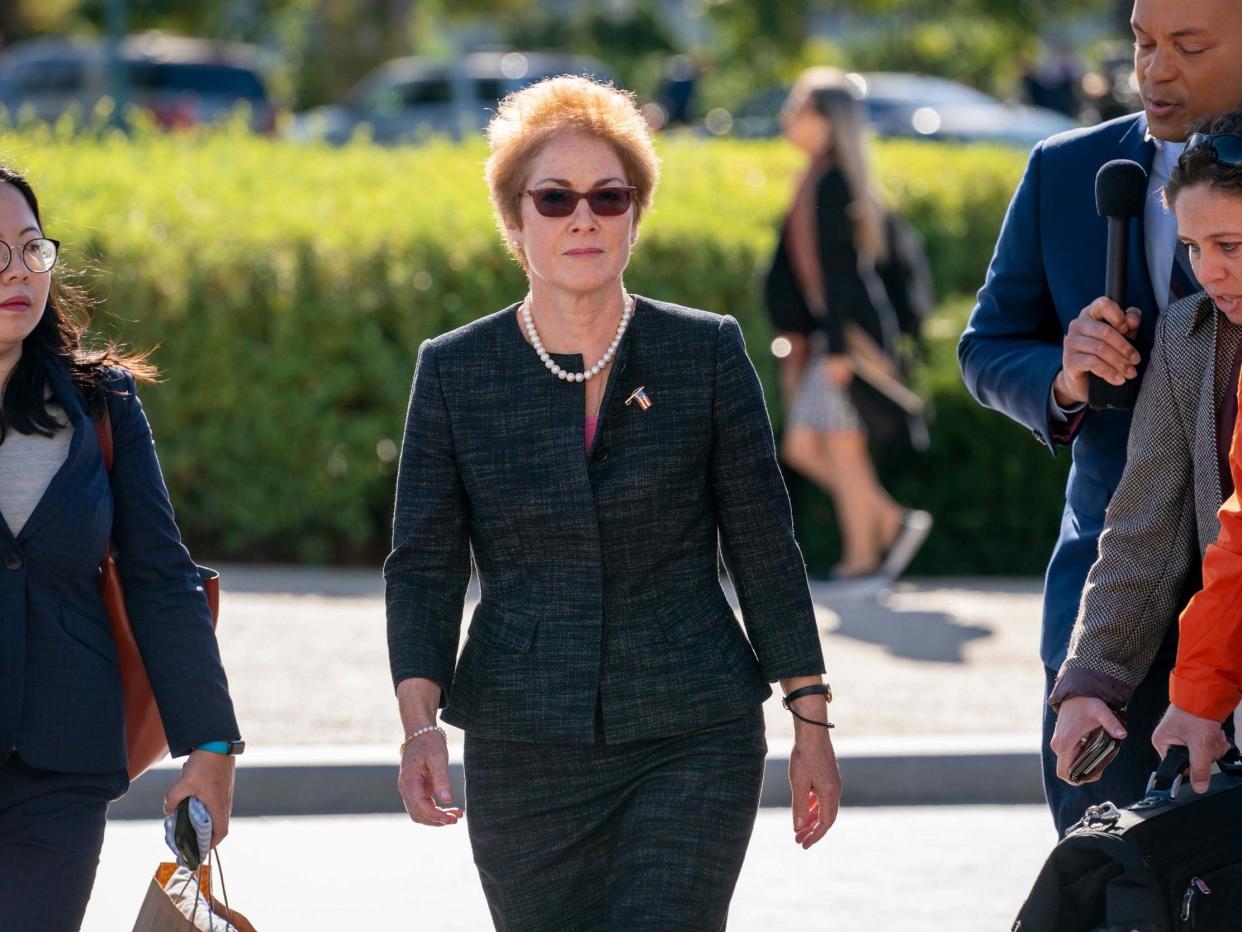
[
  {"xmin": 463, "ymin": 707, "xmax": 767, "ymax": 931},
  {"xmin": 787, "ymin": 354, "xmax": 863, "ymax": 433}
]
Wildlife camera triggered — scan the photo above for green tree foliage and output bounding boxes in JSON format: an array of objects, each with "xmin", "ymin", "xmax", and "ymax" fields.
[
  {"xmin": 503, "ymin": 1, "xmax": 679, "ymax": 96},
  {"xmin": 834, "ymin": 0, "xmax": 1114, "ymax": 23}
]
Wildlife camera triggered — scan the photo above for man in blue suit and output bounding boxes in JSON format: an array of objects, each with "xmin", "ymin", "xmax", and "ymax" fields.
[{"xmin": 959, "ymin": 0, "xmax": 1242, "ymax": 833}]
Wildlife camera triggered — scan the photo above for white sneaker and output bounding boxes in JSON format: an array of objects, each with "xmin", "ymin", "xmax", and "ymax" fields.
[{"xmin": 880, "ymin": 510, "xmax": 933, "ymax": 579}]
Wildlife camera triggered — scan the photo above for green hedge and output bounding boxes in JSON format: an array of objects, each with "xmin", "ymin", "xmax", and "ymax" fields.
[{"xmin": 0, "ymin": 126, "xmax": 1062, "ymax": 573}]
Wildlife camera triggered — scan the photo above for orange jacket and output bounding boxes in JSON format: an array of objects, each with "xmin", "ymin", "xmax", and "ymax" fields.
[{"xmin": 1173, "ymin": 373, "xmax": 1242, "ymax": 721}]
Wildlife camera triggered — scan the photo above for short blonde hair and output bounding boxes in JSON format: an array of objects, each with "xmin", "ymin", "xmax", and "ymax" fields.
[{"xmin": 485, "ymin": 76, "xmax": 660, "ymax": 267}]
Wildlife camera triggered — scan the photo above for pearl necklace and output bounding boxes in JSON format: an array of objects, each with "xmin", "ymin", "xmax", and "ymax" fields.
[{"xmin": 521, "ymin": 293, "xmax": 634, "ymax": 383}]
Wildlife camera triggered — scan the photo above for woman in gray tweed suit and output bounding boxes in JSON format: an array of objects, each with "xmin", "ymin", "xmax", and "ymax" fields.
[{"xmin": 384, "ymin": 76, "xmax": 842, "ymax": 930}]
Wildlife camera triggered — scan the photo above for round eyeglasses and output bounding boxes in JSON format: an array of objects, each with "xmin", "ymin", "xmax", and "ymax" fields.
[{"xmin": 0, "ymin": 238, "xmax": 59, "ymax": 275}]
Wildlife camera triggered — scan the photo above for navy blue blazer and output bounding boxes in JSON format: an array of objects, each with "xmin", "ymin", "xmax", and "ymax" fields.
[
  {"xmin": 0, "ymin": 361, "xmax": 239, "ymax": 774},
  {"xmin": 958, "ymin": 113, "xmax": 1160, "ymax": 670},
  {"xmin": 385, "ymin": 297, "xmax": 826, "ymax": 745}
]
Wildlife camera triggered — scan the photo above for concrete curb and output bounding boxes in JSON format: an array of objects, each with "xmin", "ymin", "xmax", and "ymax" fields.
[{"xmin": 108, "ymin": 734, "xmax": 1045, "ymax": 819}]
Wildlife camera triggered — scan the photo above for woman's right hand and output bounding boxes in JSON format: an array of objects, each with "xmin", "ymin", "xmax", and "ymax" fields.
[
  {"xmin": 395, "ymin": 677, "xmax": 461, "ymax": 827},
  {"xmin": 398, "ymin": 729, "xmax": 462, "ymax": 827},
  {"xmin": 1050, "ymin": 695, "xmax": 1128, "ymax": 785}
]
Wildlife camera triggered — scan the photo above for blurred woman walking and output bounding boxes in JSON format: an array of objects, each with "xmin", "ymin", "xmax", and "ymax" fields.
[{"xmin": 766, "ymin": 67, "xmax": 932, "ymax": 582}]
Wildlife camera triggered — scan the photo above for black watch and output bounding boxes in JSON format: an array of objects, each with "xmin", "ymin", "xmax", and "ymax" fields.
[{"xmin": 782, "ymin": 683, "xmax": 833, "ymax": 708}]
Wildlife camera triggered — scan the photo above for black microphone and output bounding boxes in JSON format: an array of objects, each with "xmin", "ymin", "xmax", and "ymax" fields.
[{"xmin": 1087, "ymin": 159, "xmax": 1148, "ymax": 410}]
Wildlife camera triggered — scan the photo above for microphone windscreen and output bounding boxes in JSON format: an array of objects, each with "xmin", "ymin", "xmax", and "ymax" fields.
[{"xmin": 1096, "ymin": 159, "xmax": 1149, "ymax": 219}]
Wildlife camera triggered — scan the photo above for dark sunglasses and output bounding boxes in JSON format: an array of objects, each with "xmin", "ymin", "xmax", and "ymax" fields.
[
  {"xmin": 1185, "ymin": 133, "xmax": 1242, "ymax": 166},
  {"xmin": 524, "ymin": 186, "xmax": 637, "ymax": 218}
]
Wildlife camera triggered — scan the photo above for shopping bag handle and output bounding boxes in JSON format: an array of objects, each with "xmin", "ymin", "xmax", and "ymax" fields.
[{"xmin": 167, "ymin": 847, "xmax": 238, "ymax": 931}]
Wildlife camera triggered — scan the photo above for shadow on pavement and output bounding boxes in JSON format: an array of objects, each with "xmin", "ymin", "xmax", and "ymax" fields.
[{"xmin": 814, "ymin": 589, "xmax": 992, "ymax": 663}]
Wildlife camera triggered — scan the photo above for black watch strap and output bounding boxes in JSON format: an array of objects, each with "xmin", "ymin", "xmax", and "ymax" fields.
[
  {"xmin": 781, "ymin": 684, "xmax": 835, "ymax": 729},
  {"xmin": 782, "ymin": 683, "xmax": 832, "ymax": 708}
]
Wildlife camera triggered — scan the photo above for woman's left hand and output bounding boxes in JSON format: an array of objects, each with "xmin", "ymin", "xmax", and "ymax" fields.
[
  {"xmin": 164, "ymin": 750, "xmax": 236, "ymax": 847},
  {"xmin": 788, "ymin": 726, "xmax": 843, "ymax": 849}
]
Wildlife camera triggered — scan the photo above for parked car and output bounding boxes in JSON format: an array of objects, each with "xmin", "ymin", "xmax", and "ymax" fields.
[
  {"xmin": 289, "ymin": 51, "xmax": 613, "ymax": 145},
  {"xmin": 732, "ymin": 72, "xmax": 1079, "ymax": 148},
  {"xmin": 0, "ymin": 33, "xmax": 277, "ymax": 132}
]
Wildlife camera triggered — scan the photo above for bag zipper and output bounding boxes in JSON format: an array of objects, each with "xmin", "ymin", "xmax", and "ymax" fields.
[{"xmin": 1180, "ymin": 877, "xmax": 1211, "ymax": 925}]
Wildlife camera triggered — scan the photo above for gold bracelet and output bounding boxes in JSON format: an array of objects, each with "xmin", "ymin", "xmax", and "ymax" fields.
[{"xmin": 400, "ymin": 725, "xmax": 447, "ymax": 756}]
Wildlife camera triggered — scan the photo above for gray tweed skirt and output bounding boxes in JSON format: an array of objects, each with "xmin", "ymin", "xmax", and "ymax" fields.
[{"xmin": 463, "ymin": 706, "xmax": 767, "ymax": 932}]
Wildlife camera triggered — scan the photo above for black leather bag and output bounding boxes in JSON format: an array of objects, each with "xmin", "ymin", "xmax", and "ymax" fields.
[{"xmin": 1013, "ymin": 747, "xmax": 1242, "ymax": 932}]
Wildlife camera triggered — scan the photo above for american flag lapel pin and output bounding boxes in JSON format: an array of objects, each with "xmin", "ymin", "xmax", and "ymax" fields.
[{"xmin": 625, "ymin": 386, "xmax": 653, "ymax": 411}]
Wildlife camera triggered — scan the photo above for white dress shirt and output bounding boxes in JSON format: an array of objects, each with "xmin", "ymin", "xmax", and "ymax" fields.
[{"xmin": 1145, "ymin": 135, "xmax": 1186, "ymax": 316}]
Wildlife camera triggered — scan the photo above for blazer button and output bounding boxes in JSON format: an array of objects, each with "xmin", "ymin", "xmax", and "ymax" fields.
[
  {"xmin": 596, "ymin": 447, "xmax": 610, "ymax": 463},
  {"xmin": 4, "ymin": 553, "xmax": 22, "ymax": 571}
]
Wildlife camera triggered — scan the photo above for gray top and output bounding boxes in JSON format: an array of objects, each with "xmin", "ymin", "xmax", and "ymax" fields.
[{"xmin": 0, "ymin": 402, "xmax": 75, "ymax": 535}]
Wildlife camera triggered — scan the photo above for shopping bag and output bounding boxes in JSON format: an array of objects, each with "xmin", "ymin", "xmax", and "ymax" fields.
[{"xmin": 132, "ymin": 863, "xmax": 256, "ymax": 932}]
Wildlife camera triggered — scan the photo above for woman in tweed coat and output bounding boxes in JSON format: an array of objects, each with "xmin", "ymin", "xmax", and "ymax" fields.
[
  {"xmin": 384, "ymin": 76, "xmax": 842, "ymax": 930},
  {"xmin": 1050, "ymin": 115, "xmax": 1242, "ymax": 794}
]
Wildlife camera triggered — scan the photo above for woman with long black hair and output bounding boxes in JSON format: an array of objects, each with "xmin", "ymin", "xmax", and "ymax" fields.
[{"xmin": 0, "ymin": 164, "xmax": 242, "ymax": 931}]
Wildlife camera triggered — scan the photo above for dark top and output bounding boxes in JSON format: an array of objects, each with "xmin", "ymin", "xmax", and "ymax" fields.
[
  {"xmin": 384, "ymin": 296, "xmax": 826, "ymax": 745},
  {"xmin": 764, "ymin": 166, "xmax": 896, "ymax": 355},
  {"xmin": 0, "ymin": 360, "xmax": 239, "ymax": 774}
]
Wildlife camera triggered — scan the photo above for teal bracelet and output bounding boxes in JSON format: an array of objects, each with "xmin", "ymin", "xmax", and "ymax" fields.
[{"xmin": 195, "ymin": 741, "xmax": 232, "ymax": 755}]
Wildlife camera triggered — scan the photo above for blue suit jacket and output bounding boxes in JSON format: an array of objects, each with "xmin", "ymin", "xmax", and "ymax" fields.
[
  {"xmin": 0, "ymin": 361, "xmax": 239, "ymax": 774},
  {"xmin": 958, "ymin": 113, "xmax": 1159, "ymax": 670}
]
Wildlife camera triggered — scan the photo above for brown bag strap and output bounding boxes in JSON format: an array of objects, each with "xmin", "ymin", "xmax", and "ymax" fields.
[
  {"xmin": 94, "ymin": 402, "xmax": 114, "ymax": 474},
  {"xmin": 93, "ymin": 403, "xmax": 116, "ymax": 563}
]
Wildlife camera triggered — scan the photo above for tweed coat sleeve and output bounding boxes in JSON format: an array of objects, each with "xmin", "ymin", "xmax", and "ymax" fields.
[
  {"xmin": 1051, "ymin": 311, "xmax": 1196, "ymax": 709},
  {"xmin": 710, "ymin": 315, "xmax": 825, "ymax": 682},
  {"xmin": 106, "ymin": 370, "xmax": 240, "ymax": 755},
  {"xmin": 385, "ymin": 339, "xmax": 472, "ymax": 701}
]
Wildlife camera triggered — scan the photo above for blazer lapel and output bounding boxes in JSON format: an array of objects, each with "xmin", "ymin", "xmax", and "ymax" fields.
[
  {"xmin": 593, "ymin": 299, "xmax": 644, "ymax": 458},
  {"xmin": 498, "ymin": 302, "xmax": 597, "ymax": 498},
  {"xmin": 16, "ymin": 362, "xmax": 95, "ymax": 543}
]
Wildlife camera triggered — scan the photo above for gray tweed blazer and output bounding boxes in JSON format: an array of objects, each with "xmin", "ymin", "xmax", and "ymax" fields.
[
  {"xmin": 384, "ymin": 296, "xmax": 826, "ymax": 745},
  {"xmin": 1053, "ymin": 292, "xmax": 1239, "ymax": 708}
]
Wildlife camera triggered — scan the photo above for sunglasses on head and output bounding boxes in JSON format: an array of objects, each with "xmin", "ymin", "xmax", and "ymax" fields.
[
  {"xmin": 1185, "ymin": 133, "xmax": 1242, "ymax": 166},
  {"xmin": 524, "ymin": 185, "xmax": 637, "ymax": 218}
]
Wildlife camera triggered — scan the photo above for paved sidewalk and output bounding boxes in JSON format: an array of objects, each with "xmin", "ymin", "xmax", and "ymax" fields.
[
  {"xmin": 109, "ymin": 568, "xmax": 1052, "ymax": 817},
  {"xmin": 86, "ymin": 806, "xmax": 1056, "ymax": 931},
  {"xmin": 94, "ymin": 570, "xmax": 1062, "ymax": 929},
  {"xmin": 207, "ymin": 566, "xmax": 1045, "ymax": 748}
]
